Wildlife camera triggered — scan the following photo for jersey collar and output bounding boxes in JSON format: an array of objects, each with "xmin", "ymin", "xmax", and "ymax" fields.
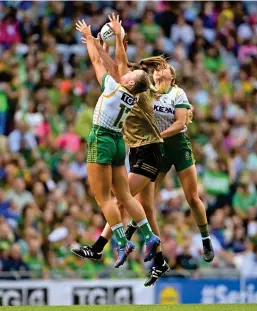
[{"xmin": 162, "ymin": 86, "xmax": 173, "ymax": 94}]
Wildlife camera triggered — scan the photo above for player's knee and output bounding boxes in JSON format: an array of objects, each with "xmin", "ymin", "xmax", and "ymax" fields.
[
  {"xmin": 186, "ymin": 194, "xmax": 200, "ymax": 208},
  {"xmin": 115, "ymin": 191, "xmax": 131, "ymax": 206},
  {"xmin": 95, "ymin": 197, "xmax": 112, "ymax": 210}
]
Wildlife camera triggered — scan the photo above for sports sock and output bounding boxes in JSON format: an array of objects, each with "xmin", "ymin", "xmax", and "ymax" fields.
[
  {"xmin": 137, "ymin": 218, "xmax": 153, "ymax": 240},
  {"xmin": 198, "ymin": 223, "xmax": 210, "ymax": 239},
  {"xmin": 91, "ymin": 236, "xmax": 108, "ymax": 253},
  {"xmin": 130, "ymin": 220, "xmax": 137, "ymax": 227},
  {"xmin": 154, "ymin": 251, "xmax": 165, "ymax": 266},
  {"xmin": 111, "ymin": 223, "xmax": 127, "ymax": 247}
]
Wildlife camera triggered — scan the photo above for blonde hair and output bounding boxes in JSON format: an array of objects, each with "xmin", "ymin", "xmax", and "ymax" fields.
[
  {"xmin": 128, "ymin": 55, "xmax": 167, "ymax": 73},
  {"xmin": 130, "ymin": 57, "xmax": 193, "ymax": 122}
]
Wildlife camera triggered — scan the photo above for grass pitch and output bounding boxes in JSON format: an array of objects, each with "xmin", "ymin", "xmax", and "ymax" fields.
[{"xmin": 0, "ymin": 305, "xmax": 256, "ymax": 311}]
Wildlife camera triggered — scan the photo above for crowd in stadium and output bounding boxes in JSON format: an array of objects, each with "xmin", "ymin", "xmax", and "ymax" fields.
[{"xmin": 0, "ymin": 1, "xmax": 257, "ymax": 279}]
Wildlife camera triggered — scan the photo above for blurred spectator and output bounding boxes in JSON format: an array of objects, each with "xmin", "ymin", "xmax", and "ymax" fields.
[
  {"xmin": 0, "ymin": 221, "xmax": 14, "ymax": 250},
  {"xmin": 8, "ymin": 121, "xmax": 37, "ymax": 153},
  {"xmin": 55, "ymin": 123, "xmax": 81, "ymax": 152},
  {"xmin": 1, "ymin": 244, "xmax": 28, "ymax": 279},
  {"xmin": 5, "ymin": 178, "xmax": 35, "ymax": 212},
  {"xmin": 23, "ymin": 238, "xmax": 45, "ymax": 278},
  {"xmin": 140, "ymin": 10, "xmax": 162, "ymax": 43},
  {"xmin": 171, "ymin": 15, "xmax": 195, "ymax": 46},
  {"xmin": 232, "ymin": 176, "xmax": 257, "ymax": 220},
  {"xmin": 0, "ymin": 83, "xmax": 8, "ymax": 135},
  {"xmin": 0, "ymin": 7, "xmax": 21, "ymax": 47},
  {"xmin": 69, "ymin": 151, "xmax": 87, "ymax": 180},
  {"xmin": 176, "ymin": 237, "xmax": 199, "ymax": 271},
  {"xmin": 240, "ymin": 235, "xmax": 257, "ymax": 278}
]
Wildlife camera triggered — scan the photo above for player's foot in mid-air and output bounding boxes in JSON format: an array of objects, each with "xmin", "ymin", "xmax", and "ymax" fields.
[
  {"xmin": 115, "ymin": 240, "xmax": 135, "ymax": 268},
  {"xmin": 71, "ymin": 245, "xmax": 102, "ymax": 261},
  {"xmin": 144, "ymin": 260, "xmax": 170, "ymax": 287},
  {"xmin": 144, "ymin": 234, "xmax": 160, "ymax": 262},
  {"xmin": 202, "ymin": 237, "xmax": 214, "ymax": 262}
]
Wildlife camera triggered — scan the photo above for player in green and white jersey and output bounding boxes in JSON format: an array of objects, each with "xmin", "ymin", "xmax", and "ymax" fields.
[
  {"xmin": 73, "ymin": 20, "xmax": 160, "ymax": 268},
  {"xmin": 152, "ymin": 63, "xmax": 215, "ymax": 264}
]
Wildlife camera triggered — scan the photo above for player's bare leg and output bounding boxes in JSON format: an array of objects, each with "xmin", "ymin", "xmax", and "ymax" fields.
[
  {"xmin": 177, "ymin": 165, "xmax": 214, "ymax": 262},
  {"xmin": 71, "ymin": 163, "xmax": 134, "ymax": 268},
  {"xmin": 112, "ymin": 165, "xmax": 160, "ymax": 262}
]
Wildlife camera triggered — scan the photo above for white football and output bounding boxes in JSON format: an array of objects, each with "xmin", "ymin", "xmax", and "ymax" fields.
[{"xmin": 100, "ymin": 23, "xmax": 125, "ymax": 46}]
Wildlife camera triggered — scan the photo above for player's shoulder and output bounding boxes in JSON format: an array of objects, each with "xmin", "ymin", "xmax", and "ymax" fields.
[
  {"xmin": 172, "ymin": 86, "xmax": 188, "ymax": 98},
  {"xmin": 173, "ymin": 86, "xmax": 190, "ymax": 106},
  {"xmin": 102, "ymin": 74, "xmax": 119, "ymax": 94},
  {"xmin": 174, "ymin": 85, "xmax": 186, "ymax": 94}
]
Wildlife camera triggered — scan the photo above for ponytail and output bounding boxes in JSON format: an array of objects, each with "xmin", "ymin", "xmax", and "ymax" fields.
[
  {"xmin": 128, "ymin": 55, "xmax": 167, "ymax": 73},
  {"xmin": 149, "ymin": 84, "xmax": 159, "ymax": 99}
]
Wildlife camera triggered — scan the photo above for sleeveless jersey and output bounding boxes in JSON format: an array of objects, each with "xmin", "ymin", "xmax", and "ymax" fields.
[
  {"xmin": 153, "ymin": 86, "xmax": 191, "ymax": 133},
  {"xmin": 123, "ymin": 90, "xmax": 163, "ymax": 148},
  {"xmin": 93, "ymin": 74, "xmax": 137, "ymax": 132}
]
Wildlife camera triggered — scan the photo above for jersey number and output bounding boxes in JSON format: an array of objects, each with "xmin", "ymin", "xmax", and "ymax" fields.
[{"xmin": 113, "ymin": 104, "xmax": 131, "ymax": 128}]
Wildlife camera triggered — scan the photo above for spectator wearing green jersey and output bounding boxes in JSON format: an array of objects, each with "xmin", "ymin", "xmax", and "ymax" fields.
[{"xmin": 232, "ymin": 177, "xmax": 257, "ymax": 220}]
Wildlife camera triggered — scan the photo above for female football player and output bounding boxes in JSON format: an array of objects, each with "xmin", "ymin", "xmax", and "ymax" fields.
[
  {"xmin": 101, "ymin": 15, "xmax": 215, "ymax": 277},
  {"xmin": 127, "ymin": 62, "xmax": 215, "ymax": 270},
  {"xmin": 72, "ymin": 14, "xmax": 170, "ymax": 286},
  {"xmin": 73, "ymin": 19, "xmax": 160, "ymax": 268}
]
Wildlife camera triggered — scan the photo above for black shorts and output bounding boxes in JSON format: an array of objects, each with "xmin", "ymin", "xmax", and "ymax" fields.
[{"xmin": 129, "ymin": 143, "xmax": 162, "ymax": 182}]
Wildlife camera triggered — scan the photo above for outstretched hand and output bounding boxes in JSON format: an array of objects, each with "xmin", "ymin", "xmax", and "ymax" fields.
[
  {"xmin": 108, "ymin": 12, "xmax": 122, "ymax": 35},
  {"xmin": 76, "ymin": 20, "xmax": 92, "ymax": 38}
]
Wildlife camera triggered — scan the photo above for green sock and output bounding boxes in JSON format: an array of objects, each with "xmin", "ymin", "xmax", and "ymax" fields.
[
  {"xmin": 131, "ymin": 220, "xmax": 137, "ymax": 227},
  {"xmin": 198, "ymin": 223, "xmax": 210, "ymax": 239},
  {"xmin": 111, "ymin": 223, "xmax": 127, "ymax": 247},
  {"xmin": 137, "ymin": 219, "xmax": 153, "ymax": 240}
]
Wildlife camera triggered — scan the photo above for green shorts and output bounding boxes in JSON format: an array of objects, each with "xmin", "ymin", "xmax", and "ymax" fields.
[
  {"xmin": 87, "ymin": 125, "xmax": 125, "ymax": 166},
  {"xmin": 159, "ymin": 133, "xmax": 195, "ymax": 173}
]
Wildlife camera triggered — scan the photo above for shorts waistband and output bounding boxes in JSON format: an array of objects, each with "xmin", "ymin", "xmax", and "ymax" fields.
[
  {"xmin": 93, "ymin": 125, "xmax": 122, "ymax": 137},
  {"xmin": 164, "ymin": 132, "xmax": 186, "ymax": 142}
]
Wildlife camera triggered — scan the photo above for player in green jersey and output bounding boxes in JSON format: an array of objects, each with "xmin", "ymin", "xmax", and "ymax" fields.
[
  {"xmin": 72, "ymin": 14, "xmax": 171, "ymax": 286},
  {"xmin": 72, "ymin": 19, "xmax": 161, "ymax": 268}
]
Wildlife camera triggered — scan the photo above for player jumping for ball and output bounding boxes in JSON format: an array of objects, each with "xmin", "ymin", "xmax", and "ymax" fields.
[
  {"xmin": 73, "ymin": 19, "xmax": 162, "ymax": 268},
  {"xmin": 73, "ymin": 14, "xmax": 170, "ymax": 285},
  {"xmin": 73, "ymin": 14, "xmax": 214, "ymax": 285}
]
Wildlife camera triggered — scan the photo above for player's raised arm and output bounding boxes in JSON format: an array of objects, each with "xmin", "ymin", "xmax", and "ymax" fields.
[
  {"xmin": 76, "ymin": 20, "xmax": 107, "ymax": 85},
  {"xmin": 83, "ymin": 33, "xmax": 120, "ymax": 83},
  {"xmin": 108, "ymin": 13, "xmax": 129, "ymax": 76}
]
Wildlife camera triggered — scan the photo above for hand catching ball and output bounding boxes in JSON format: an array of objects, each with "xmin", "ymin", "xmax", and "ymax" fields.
[{"xmin": 100, "ymin": 23, "xmax": 125, "ymax": 46}]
